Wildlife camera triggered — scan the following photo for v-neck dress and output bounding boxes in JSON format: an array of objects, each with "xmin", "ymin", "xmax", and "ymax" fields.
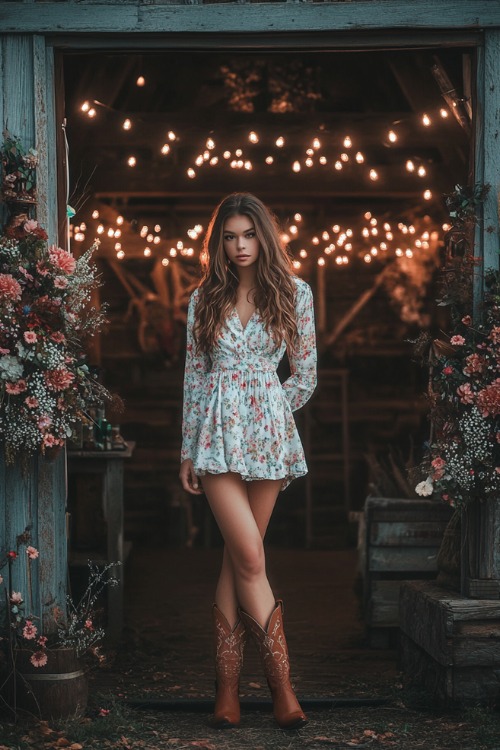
[{"xmin": 180, "ymin": 276, "xmax": 317, "ymax": 491}]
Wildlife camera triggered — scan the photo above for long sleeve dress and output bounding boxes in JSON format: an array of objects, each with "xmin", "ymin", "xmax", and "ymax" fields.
[{"xmin": 180, "ymin": 276, "xmax": 317, "ymax": 491}]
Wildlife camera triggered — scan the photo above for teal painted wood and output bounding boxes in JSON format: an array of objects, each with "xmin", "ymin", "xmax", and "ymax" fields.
[
  {"xmin": 482, "ymin": 30, "xmax": 500, "ymax": 274},
  {"xmin": 1, "ymin": 36, "xmax": 35, "ymax": 148},
  {"xmin": 0, "ymin": 1, "xmax": 500, "ymax": 34},
  {"xmin": 0, "ymin": 448, "xmax": 67, "ymax": 635},
  {"xmin": 33, "ymin": 36, "xmax": 58, "ymax": 243}
]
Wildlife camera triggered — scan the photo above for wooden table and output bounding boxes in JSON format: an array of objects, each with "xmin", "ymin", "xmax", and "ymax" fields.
[{"xmin": 67, "ymin": 441, "xmax": 135, "ymax": 643}]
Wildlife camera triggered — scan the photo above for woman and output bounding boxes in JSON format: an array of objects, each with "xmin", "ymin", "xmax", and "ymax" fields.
[{"xmin": 179, "ymin": 193, "xmax": 317, "ymax": 730}]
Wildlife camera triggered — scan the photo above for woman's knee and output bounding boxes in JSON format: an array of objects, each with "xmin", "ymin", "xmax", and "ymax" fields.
[{"xmin": 231, "ymin": 537, "xmax": 265, "ymax": 581}]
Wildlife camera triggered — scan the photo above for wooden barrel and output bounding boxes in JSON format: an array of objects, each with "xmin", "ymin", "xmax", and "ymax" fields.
[{"xmin": 14, "ymin": 647, "xmax": 88, "ymax": 719}]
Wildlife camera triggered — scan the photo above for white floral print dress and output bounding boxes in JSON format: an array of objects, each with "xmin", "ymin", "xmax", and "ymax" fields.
[{"xmin": 181, "ymin": 276, "xmax": 317, "ymax": 491}]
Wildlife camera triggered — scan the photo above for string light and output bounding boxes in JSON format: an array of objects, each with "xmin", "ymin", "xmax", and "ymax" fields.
[
  {"xmin": 97, "ymin": 224, "xmax": 104, "ymax": 235},
  {"xmin": 116, "ymin": 216, "xmax": 124, "ymax": 225},
  {"xmin": 369, "ymin": 169, "xmax": 379, "ymax": 181},
  {"xmin": 405, "ymin": 248, "xmax": 413, "ymax": 257},
  {"xmin": 319, "ymin": 156, "xmax": 327, "ymax": 165},
  {"xmin": 115, "ymin": 242, "xmax": 122, "ymax": 251},
  {"xmin": 299, "ymin": 249, "xmax": 308, "ymax": 258},
  {"xmin": 127, "ymin": 156, "xmax": 137, "ymax": 167},
  {"xmin": 81, "ymin": 101, "xmax": 90, "ymax": 112},
  {"xmin": 276, "ymin": 136, "xmax": 285, "ymax": 148},
  {"xmin": 343, "ymin": 136, "xmax": 352, "ymax": 149},
  {"xmin": 334, "ymin": 161, "xmax": 342, "ymax": 171},
  {"xmin": 388, "ymin": 130, "xmax": 398, "ymax": 143},
  {"xmin": 162, "ymin": 258, "xmax": 170, "ymax": 267},
  {"xmin": 312, "ymin": 138, "xmax": 321, "ymax": 149},
  {"xmin": 423, "ymin": 189, "xmax": 432, "ymax": 200},
  {"xmin": 117, "ymin": 250, "xmax": 125, "ymax": 260},
  {"xmin": 147, "ymin": 233, "xmax": 154, "ymax": 242},
  {"xmin": 249, "ymin": 131, "xmax": 259, "ymax": 143},
  {"xmin": 136, "ymin": 76, "xmax": 145, "ymax": 87},
  {"xmin": 74, "ymin": 232, "xmax": 85, "ymax": 242},
  {"xmin": 440, "ymin": 108, "xmax": 449, "ymax": 118},
  {"xmin": 355, "ymin": 152, "xmax": 364, "ymax": 163},
  {"xmin": 144, "ymin": 247, "xmax": 152, "ymax": 257},
  {"xmin": 292, "ymin": 260, "xmax": 301, "ymax": 270},
  {"xmin": 406, "ymin": 160, "xmax": 415, "ymax": 172},
  {"xmin": 312, "ymin": 237, "xmax": 320, "ymax": 245},
  {"xmin": 223, "ymin": 151, "xmax": 231, "ymax": 159},
  {"xmin": 395, "ymin": 248, "xmax": 403, "ymax": 256},
  {"xmin": 153, "ymin": 236, "xmax": 161, "ymax": 245},
  {"xmin": 292, "ymin": 161, "xmax": 301, "ymax": 173},
  {"xmin": 168, "ymin": 131, "xmax": 177, "ymax": 141},
  {"xmin": 187, "ymin": 168, "xmax": 196, "ymax": 178},
  {"xmin": 107, "ymin": 228, "xmax": 114, "ymax": 238},
  {"xmin": 305, "ymin": 158, "xmax": 313, "ymax": 168},
  {"xmin": 364, "ymin": 254, "xmax": 372, "ymax": 263},
  {"xmin": 114, "ymin": 229, "xmax": 121, "ymax": 238},
  {"xmin": 161, "ymin": 144, "xmax": 170, "ymax": 155},
  {"xmin": 317, "ymin": 257, "xmax": 326, "ymax": 266},
  {"xmin": 266, "ymin": 156, "xmax": 274, "ymax": 165},
  {"xmin": 289, "ymin": 225, "xmax": 298, "ymax": 235},
  {"xmin": 88, "ymin": 108, "xmax": 96, "ymax": 119},
  {"xmin": 422, "ymin": 113, "xmax": 431, "ymax": 127},
  {"xmin": 169, "ymin": 248, "xmax": 177, "ymax": 257},
  {"xmin": 206, "ymin": 138, "xmax": 215, "ymax": 150},
  {"xmin": 122, "ymin": 119, "xmax": 132, "ymax": 130},
  {"xmin": 418, "ymin": 165, "xmax": 427, "ymax": 177},
  {"xmin": 294, "ymin": 213, "xmax": 302, "ymax": 222},
  {"xmin": 340, "ymin": 153, "xmax": 349, "ymax": 162},
  {"xmin": 92, "ymin": 210, "xmax": 99, "ymax": 219}
]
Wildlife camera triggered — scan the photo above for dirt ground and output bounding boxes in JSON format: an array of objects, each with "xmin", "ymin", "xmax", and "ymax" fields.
[{"xmin": 1, "ymin": 547, "xmax": 500, "ymax": 749}]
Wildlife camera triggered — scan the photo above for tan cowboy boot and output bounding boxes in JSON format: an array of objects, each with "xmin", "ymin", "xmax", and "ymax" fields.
[
  {"xmin": 210, "ymin": 603, "xmax": 247, "ymax": 728},
  {"xmin": 238, "ymin": 600, "xmax": 308, "ymax": 730}
]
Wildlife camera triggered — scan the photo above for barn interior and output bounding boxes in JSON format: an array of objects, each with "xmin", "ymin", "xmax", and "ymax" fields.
[{"xmin": 61, "ymin": 47, "xmax": 471, "ymax": 659}]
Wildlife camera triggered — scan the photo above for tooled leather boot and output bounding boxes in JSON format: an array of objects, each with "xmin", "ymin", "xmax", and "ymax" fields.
[
  {"xmin": 238, "ymin": 600, "xmax": 308, "ymax": 730},
  {"xmin": 210, "ymin": 603, "xmax": 247, "ymax": 728}
]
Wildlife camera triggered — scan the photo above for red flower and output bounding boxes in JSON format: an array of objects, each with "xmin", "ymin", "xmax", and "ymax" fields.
[
  {"xmin": 7, "ymin": 551, "xmax": 17, "ymax": 560},
  {"xmin": 443, "ymin": 366, "xmax": 454, "ymax": 376}
]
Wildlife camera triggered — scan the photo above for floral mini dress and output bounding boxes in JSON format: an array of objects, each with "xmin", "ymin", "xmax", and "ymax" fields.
[{"xmin": 180, "ymin": 276, "xmax": 317, "ymax": 491}]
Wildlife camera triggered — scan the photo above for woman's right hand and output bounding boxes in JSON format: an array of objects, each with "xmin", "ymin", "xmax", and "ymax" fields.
[{"xmin": 179, "ymin": 459, "xmax": 204, "ymax": 495}]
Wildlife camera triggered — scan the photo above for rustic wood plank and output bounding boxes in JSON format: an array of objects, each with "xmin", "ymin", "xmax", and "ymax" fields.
[
  {"xmin": 370, "ymin": 579, "xmax": 401, "ymax": 626},
  {"xmin": 33, "ymin": 35, "xmax": 58, "ymax": 242},
  {"xmin": 370, "ymin": 521, "xmax": 450, "ymax": 547},
  {"xmin": 0, "ymin": 35, "xmax": 34, "ymax": 146},
  {"xmin": 399, "ymin": 582, "xmax": 455, "ymax": 665},
  {"xmin": 0, "ymin": 2, "xmax": 499, "ymax": 34},
  {"xmin": 482, "ymin": 29, "xmax": 500, "ymax": 274},
  {"xmin": 369, "ymin": 546, "xmax": 438, "ymax": 572}
]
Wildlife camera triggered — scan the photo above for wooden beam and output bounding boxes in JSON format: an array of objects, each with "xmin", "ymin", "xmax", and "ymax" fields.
[
  {"xmin": 481, "ymin": 30, "xmax": 500, "ymax": 273},
  {"xmin": 0, "ymin": 2, "xmax": 499, "ymax": 35}
]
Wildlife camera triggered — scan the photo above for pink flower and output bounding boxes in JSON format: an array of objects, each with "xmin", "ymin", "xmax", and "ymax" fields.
[
  {"xmin": 24, "ymin": 219, "xmax": 39, "ymax": 233},
  {"xmin": 54, "ymin": 276, "xmax": 68, "ymax": 290},
  {"xmin": 443, "ymin": 366, "xmax": 454, "ymax": 376},
  {"xmin": 26, "ymin": 546, "xmax": 39, "ymax": 560},
  {"xmin": 0, "ymin": 347, "xmax": 10, "ymax": 354},
  {"xmin": 22, "ymin": 620, "xmax": 38, "ymax": 640},
  {"xmin": 5, "ymin": 380, "xmax": 27, "ymax": 395},
  {"xmin": 37, "ymin": 635, "xmax": 48, "ymax": 647},
  {"xmin": 23, "ymin": 331, "xmax": 37, "ymax": 344},
  {"xmin": 25, "ymin": 396, "xmax": 39, "ymax": 408},
  {"xmin": 30, "ymin": 651, "xmax": 48, "ymax": 668},
  {"xmin": 38, "ymin": 414, "xmax": 52, "ymax": 430},
  {"xmin": 431, "ymin": 457, "xmax": 446, "ymax": 470},
  {"xmin": 0, "ymin": 274, "xmax": 22, "ymax": 301},
  {"xmin": 48, "ymin": 245, "xmax": 76, "ymax": 274},
  {"xmin": 36, "ymin": 261, "xmax": 49, "ymax": 277},
  {"xmin": 42, "ymin": 433, "xmax": 58, "ymax": 447},
  {"xmin": 463, "ymin": 353, "xmax": 486, "ymax": 375},
  {"xmin": 457, "ymin": 383, "xmax": 475, "ymax": 404},
  {"xmin": 98, "ymin": 708, "xmax": 110, "ymax": 717},
  {"xmin": 85, "ymin": 619, "xmax": 93, "ymax": 630},
  {"xmin": 44, "ymin": 368, "xmax": 75, "ymax": 391},
  {"xmin": 490, "ymin": 326, "xmax": 500, "ymax": 344},
  {"xmin": 10, "ymin": 591, "xmax": 23, "ymax": 605},
  {"xmin": 462, "ymin": 315, "xmax": 472, "ymax": 326},
  {"xmin": 450, "ymin": 335, "xmax": 465, "ymax": 346},
  {"xmin": 7, "ymin": 551, "xmax": 17, "ymax": 560},
  {"xmin": 18, "ymin": 267, "xmax": 34, "ymax": 282},
  {"xmin": 477, "ymin": 381, "xmax": 500, "ymax": 417},
  {"xmin": 50, "ymin": 331, "xmax": 65, "ymax": 344}
]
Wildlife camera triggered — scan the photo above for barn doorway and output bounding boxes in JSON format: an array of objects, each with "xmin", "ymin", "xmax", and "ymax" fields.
[{"xmin": 61, "ymin": 42, "xmax": 472, "ymax": 696}]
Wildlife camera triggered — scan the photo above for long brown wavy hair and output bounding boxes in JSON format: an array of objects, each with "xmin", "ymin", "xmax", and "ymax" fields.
[{"xmin": 193, "ymin": 193, "xmax": 299, "ymax": 355}]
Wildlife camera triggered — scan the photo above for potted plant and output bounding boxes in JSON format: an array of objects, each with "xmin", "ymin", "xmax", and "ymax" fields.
[{"xmin": 0, "ymin": 536, "xmax": 118, "ymax": 720}]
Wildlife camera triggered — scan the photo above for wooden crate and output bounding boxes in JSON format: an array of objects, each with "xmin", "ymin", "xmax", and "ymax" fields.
[
  {"xmin": 362, "ymin": 496, "xmax": 453, "ymax": 647},
  {"xmin": 400, "ymin": 581, "xmax": 500, "ymax": 707}
]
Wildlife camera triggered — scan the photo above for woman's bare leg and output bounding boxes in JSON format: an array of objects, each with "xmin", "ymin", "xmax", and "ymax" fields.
[
  {"xmin": 212, "ymin": 477, "xmax": 283, "ymax": 626},
  {"xmin": 201, "ymin": 472, "xmax": 282, "ymax": 628}
]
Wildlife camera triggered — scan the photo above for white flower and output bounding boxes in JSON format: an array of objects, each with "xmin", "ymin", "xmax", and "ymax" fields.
[
  {"xmin": 415, "ymin": 478, "xmax": 434, "ymax": 497},
  {"xmin": 0, "ymin": 355, "xmax": 23, "ymax": 381}
]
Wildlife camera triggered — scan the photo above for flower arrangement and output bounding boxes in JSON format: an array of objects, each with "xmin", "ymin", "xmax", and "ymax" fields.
[
  {"xmin": 1, "ymin": 536, "xmax": 118, "ymax": 669},
  {"xmin": 0, "ymin": 135, "xmax": 112, "ymax": 462},
  {"xmin": 412, "ymin": 183, "xmax": 500, "ymax": 508}
]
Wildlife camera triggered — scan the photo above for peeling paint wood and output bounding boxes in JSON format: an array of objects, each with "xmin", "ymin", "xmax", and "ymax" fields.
[
  {"xmin": 482, "ymin": 29, "xmax": 500, "ymax": 273},
  {"xmin": 0, "ymin": 1, "xmax": 500, "ymax": 34},
  {"xmin": 33, "ymin": 35, "xmax": 58, "ymax": 242},
  {"xmin": 1, "ymin": 36, "xmax": 35, "ymax": 148}
]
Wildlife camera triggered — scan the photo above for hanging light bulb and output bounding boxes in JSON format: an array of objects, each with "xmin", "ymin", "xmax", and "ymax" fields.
[
  {"xmin": 343, "ymin": 136, "xmax": 352, "ymax": 148},
  {"xmin": 418, "ymin": 165, "xmax": 427, "ymax": 177},
  {"xmin": 322, "ymin": 231, "xmax": 330, "ymax": 241},
  {"xmin": 334, "ymin": 161, "xmax": 342, "ymax": 171},
  {"xmin": 364, "ymin": 254, "xmax": 372, "ymax": 263},
  {"xmin": 312, "ymin": 237, "xmax": 320, "ymax": 245},
  {"xmin": 346, "ymin": 228, "xmax": 353, "ymax": 237},
  {"xmin": 317, "ymin": 257, "xmax": 326, "ymax": 266},
  {"xmin": 362, "ymin": 228, "xmax": 370, "ymax": 238},
  {"xmin": 370, "ymin": 218, "xmax": 378, "ymax": 226},
  {"xmin": 289, "ymin": 225, "xmax": 298, "ymax": 235},
  {"xmin": 168, "ymin": 130, "xmax": 177, "ymax": 141},
  {"xmin": 195, "ymin": 155, "xmax": 204, "ymax": 166},
  {"xmin": 299, "ymin": 249, "xmax": 308, "ymax": 258},
  {"xmin": 140, "ymin": 226, "xmax": 148, "ymax": 237},
  {"xmin": 122, "ymin": 118, "xmax": 132, "ymax": 131},
  {"xmin": 405, "ymin": 248, "xmax": 413, "ymax": 257},
  {"xmin": 292, "ymin": 161, "xmax": 301, "ymax": 173},
  {"xmin": 88, "ymin": 108, "xmax": 96, "ymax": 119},
  {"xmin": 423, "ymin": 189, "xmax": 432, "ymax": 200},
  {"xmin": 406, "ymin": 160, "xmax": 415, "ymax": 172},
  {"xmin": 161, "ymin": 144, "xmax": 170, "ymax": 155},
  {"xmin": 312, "ymin": 138, "xmax": 321, "ymax": 150},
  {"xmin": 117, "ymin": 250, "xmax": 125, "ymax": 260},
  {"xmin": 249, "ymin": 131, "xmax": 259, "ymax": 143},
  {"xmin": 169, "ymin": 248, "xmax": 177, "ymax": 257},
  {"xmin": 147, "ymin": 233, "xmax": 154, "ymax": 242},
  {"xmin": 136, "ymin": 76, "xmax": 145, "ymax": 87},
  {"xmin": 116, "ymin": 216, "xmax": 124, "ymax": 226},
  {"xmin": 395, "ymin": 248, "xmax": 403, "ymax": 256},
  {"xmin": 107, "ymin": 228, "xmax": 114, "ymax": 238},
  {"xmin": 81, "ymin": 101, "xmax": 90, "ymax": 113},
  {"xmin": 187, "ymin": 168, "xmax": 196, "ymax": 178},
  {"xmin": 319, "ymin": 156, "xmax": 327, "ymax": 165},
  {"xmin": 370, "ymin": 247, "xmax": 378, "ymax": 256},
  {"xmin": 388, "ymin": 130, "xmax": 398, "ymax": 143},
  {"xmin": 127, "ymin": 156, "xmax": 137, "ymax": 167},
  {"xmin": 162, "ymin": 258, "xmax": 170, "ymax": 267},
  {"xmin": 305, "ymin": 158, "xmax": 313, "ymax": 168},
  {"xmin": 340, "ymin": 153, "xmax": 349, "ymax": 162},
  {"xmin": 292, "ymin": 260, "xmax": 301, "ymax": 270},
  {"xmin": 206, "ymin": 138, "xmax": 215, "ymax": 150},
  {"xmin": 275, "ymin": 136, "xmax": 285, "ymax": 148},
  {"xmin": 386, "ymin": 232, "xmax": 393, "ymax": 241},
  {"xmin": 74, "ymin": 232, "xmax": 85, "ymax": 242},
  {"xmin": 235, "ymin": 149, "xmax": 243, "ymax": 157},
  {"xmin": 294, "ymin": 213, "xmax": 302, "ymax": 222},
  {"xmin": 440, "ymin": 108, "xmax": 449, "ymax": 118},
  {"xmin": 223, "ymin": 150, "xmax": 231, "ymax": 159},
  {"xmin": 144, "ymin": 247, "xmax": 152, "ymax": 257},
  {"xmin": 335, "ymin": 255, "xmax": 343, "ymax": 265},
  {"xmin": 332, "ymin": 225, "xmax": 340, "ymax": 233},
  {"xmin": 210, "ymin": 156, "xmax": 218, "ymax": 165},
  {"xmin": 114, "ymin": 229, "xmax": 121, "ymax": 238},
  {"xmin": 265, "ymin": 156, "xmax": 274, "ymax": 165},
  {"xmin": 97, "ymin": 224, "xmax": 104, "ymax": 234},
  {"xmin": 422, "ymin": 113, "xmax": 431, "ymax": 127},
  {"xmin": 153, "ymin": 236, "xmax": 161, "ymax": 245},
  {"xmin": 306, "ymin": 148, "xmax": 314, "ymax": 157},
  {"xmin": 355, "ymin": 152, "xmax": 364, "ymax": 163},
  {"xmin": 244, "ymin": 161, "xmax": 253, "ymax": 170},
  {"xmin": 369, "ymin": 169, "xmax": 379, "ymax": 181},
  {"xmin": 92, "ymin": 210, "xmax": 99, "ymax": 219},
  {"xmin": 114, "ymin": 242, "xmax": 122, "ymax": 251}
]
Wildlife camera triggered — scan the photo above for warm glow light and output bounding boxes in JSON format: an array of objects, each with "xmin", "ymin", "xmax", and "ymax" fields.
[
  {"xmin": 335, "ymin": 256, "xmax": 343, "ymax": 265},
  {"xmin": 317, "ymin": 257, "xmax": 326, "ymax": 266},
  {"xmin": 281, "ymin": 233, "xmax": 290, "ymax": 244},
  {"xmin": 322, "ymin": 231, "xmax": 330, "ymax": 241},
  {"xmin": 306, "ymin": 149, "xmax": 314, "ymax": 157},
  {"xmin": 122, "ymin": 119, "xmax": 132, "ymax": 131},
  {"xmin": 346, "ymin": 228, "xmax": 353, "ymax": 237},
  {"xmin": 395, "ymin": 248, "xmax": 403, "ymax": 256},
  {"xmin": 406, "ymin": 160, "xmax": 415, "ymax": 172},
  {"xmin": 266, "ymin": 156, "xmax": 274, "ymax": 165},
  {"xmin": 114, "ymin": 229, "xmax": 121, "ymax": 238},
  {"xmin": 305, "ymin": 158, "xmax": 313, "ymax": 168},
  {"xmin": 409, "ymin": 225, "xmax": 416, "ymax": 234},
  {"xmin": 383, "ymin": 223, "xmax": 391, "ymax": 231},
  {"xmin": 136, "ymin": 76, "xmax": 145, "ymax": 87},
  {"xmin": 117, "ymin": 250, "xmax": 125, "ymax": 260},
  {"xmin": 370, "ymin": 218, "xmax": 377, "ymax": 226},
  {"xmin": 168, "ymin": 131, "xmax": 177, "ymax": 141},
  {"xmin": 92, "ymin": 210, "xmax": 99, "ymax": 219},
  {"xmin": 319, "ymin": 156, "xmax": 327, "ymax": 165},
  {"xmin": 332, "ymin": 225, "xmax": 340, "ymax": 233},
  {"xmin": 440, "ymin": 108, "xmax": 449, "ymax": 118},
  {"xmin": 116, "ymin": 216, "xmax": 124, "ymax": 226},
  {"xmin": 371, "ymin": 228, "xmax": 378, "ymax": 236},
  {"xmin": 345, "ymin": 244, "xmax": 352, "ymax": 251},
  {"xmin": 115, "ymin": 242, "xmax": 122, "ymax": 251},
  {"xmin": 355, "ymin": 152, "xmax": 364, "ymax": 163},
  {"xmin": 292, "ymin": 260, "xmax": 301, "ymax": 270},
  {"xmin": 290, "ymin": 225, "xmax": 298, "ymax": 235},
  {"xmin": 312, "ymin": 237, "xmax": 320, "ymax": 245},
  {"xmin": 294, "ymin": 213, "xmax": 302, "ymax": 222},
  {"xmin": 380, "ymin": 242, "xmax": 387, "ymax": 251},
  {"xmin": 127, "ymin": 156, "xmax": 137, "ymax": 167},
  {"xmin": 244, "ymin": 160, "xmax": 253, "ymax": 171},
  {"xmin": 74, "ymin": 232, "xmax": 85, "ymax": 242},
  {"xmin": 299, "ymin": 249, "xmax": 307, "ymax": 258},
  {"xmin": 422, "ymin": 113, "xmax": 431, "ymax": 127},
  {"xmin": 153, "ymin": 237, "xmax": 161, "ymax": 245},
  {"xmin": 405, "ymin": 249, "xmax": 413, "ymax": 257},
  {"xmin": 80, "ymin": 223, "xmax": 87, "ymax": 231},
  {"xmin": 97, "ymin": 224, "xmax": 104, "ymax": 235},
  {"xmin": 195, "ymin": 155, "xmax": 204, "ymax": 166},
  {"xmin": 147, "ymin": 233, "xmax": 154, "ymax": 243},
  {"xmin": 169, "ymin": 248, "xmax": 177, "ymax": 257},
  {"xmin": 388, "ymin": 130, "xmax": 398, "ymax": 143},
  {"xmin": 370, "ymin": 247, "xmax": 378, "ymax": 256},
  {"xmin": 292, "ymin": 161, "xmax": 301, "ymax": 173},
  {"xmin": 206, "ymin": 138, "xmax": 215, "ymax": 150},
  {"xmin": 418, "ymin": 166, "xmax": 427, "ymax": 177},
  {"xmin": 144, "ymin": 247, "xmax": 152, "ymax": 257},
  {"xmin": 107, "ymin": 228, "xmax": 114, "ymax": 238},
  {"xmin": 386, "ymin": 232, "xmax": 393, "ymax": 240},
  {"xmin": 276, "ymin": 136, "xmax": 285, "ymax": 148},
  {"xmin": 194, "ymin": 225, "xmax": 203, "ymax": 233},
  {"xmin": 334, "ymin": 161, "xmax": 342, "ymax": 171},
  {"xmin": 210, "ymin": 156, "xmax": 218, "ymax": 165},
  {"xmin": 81, "ymin": 101, "xmax": 90, "ymax": 112},
  {"xmin": 369, "ymin": 169, "xmax": 379, "ymax": 181},
  {"xmin": 423, "ymin": 189, "xmax": 432, "ymax": 200},
  {"xmin": 442, "ymin": 223, "xmax": 451, "ymax": 231},
  {"xmin": 187, "ymin": 168, "xmax": 196, "ymax": 178},
  {"xmin": 343, "ymin": 136, "xmax": 352, "ymax": 149},
  {"xmin": 249, "ymin": 131, "xmax": 259, "ymax": 143},
  {"xmin": 161, "ymin": 144, "xmax": 170, "ymax": 155},
  {"xmin": 162, "ymin": 258, "xmax": 170, "ymax": 267},
  {"xmin": 88, "ymin": 108, "xmax": 96, "ymax": 119},
  {"xmin": 362, "ymin": 228, "xmax": 370, "ymax": 238},
  {"xmin": 341, "ymin": 153, "xmax": 349, "ymax": 163},
  {"xmin": 364, "ymin": 212, "xmax": 372, "ymax": 220},
  {"xmin": 364, "ymin": 254, "xmax": 372, "ymax": 263},
  {"xmin": 223, "ymin": 151, "xmax": 231, "ymax": 159},
  {"xmin": 312, "ymin": 138, "xmax": 321, "ymax": 150}
]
